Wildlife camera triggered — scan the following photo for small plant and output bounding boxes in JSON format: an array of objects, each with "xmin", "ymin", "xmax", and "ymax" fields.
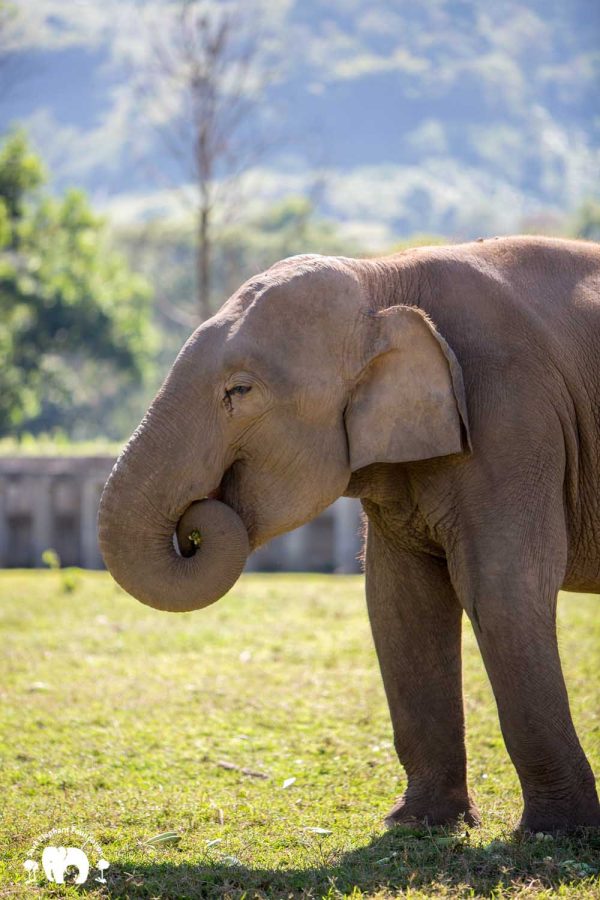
[
  {"xmin": 41, "ymin": 548, "xmax": 60, "ymax": 570},
  {"xmin": 60, "ymin": 568, "xmax": 79, "ymax": 593},
  {"xmin": 42, "ymin": 549, "xmax": 79, "ymax": 592}
]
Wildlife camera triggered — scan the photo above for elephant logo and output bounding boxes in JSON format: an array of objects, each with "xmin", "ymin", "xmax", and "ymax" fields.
[
  {"xmin": 24, "ymin": 827, "xmax": 109, "ymax": 886},
  {"xmin": 41, "ymin": 845, "xmax": 89, "ymax": 884}
]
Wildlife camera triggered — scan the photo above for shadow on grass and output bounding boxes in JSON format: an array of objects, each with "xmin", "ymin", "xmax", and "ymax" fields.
[{"xmin": 102, "ymin": 827, "xmax": 600, "ymax": 899}]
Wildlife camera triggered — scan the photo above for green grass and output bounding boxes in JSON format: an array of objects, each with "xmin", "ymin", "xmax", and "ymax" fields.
[{"xmin": 0, "ymin": 572, "xmax": 598, "ymax": 899}]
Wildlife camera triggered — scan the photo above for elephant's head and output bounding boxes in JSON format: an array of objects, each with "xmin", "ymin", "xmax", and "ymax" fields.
[{"xmin": 98, "ymin": 254, "xmax": 469, "ymax": 612}]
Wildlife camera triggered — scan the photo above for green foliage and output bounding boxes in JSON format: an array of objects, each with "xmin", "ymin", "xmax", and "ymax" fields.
[
  {"xmin": 0, "ymin": 131, "xmax": 154, "ymax": 439},
  {"xmin": 570, "ymin": 199, "xmax": 600, "ymax": 241},
  {"xmin": 0, "ymin": 130, "xmax": 44, "ymax": 222},
  {"xmin": 0, "ymin": 572, "xmax": 598, "ymax": 898}
]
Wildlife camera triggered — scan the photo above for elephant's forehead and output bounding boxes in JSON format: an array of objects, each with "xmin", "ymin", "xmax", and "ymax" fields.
[
  {"xmin": 244, "ymin": 268, "xmax": 353, "ymax": 316},
  {"xmin": 223, "ymin": 308, "xmax": 335, "ymax": 380},
  {"xmin": 191, "ymin": 264, "xmax": 361, "ymax": 377},
  {"xmin": 184, "ymin": 309, "xmax": 284, "ymax": 377},
  {"xmin": 225, "ymin": 280, "xmax": 355, "ymax": 358}
]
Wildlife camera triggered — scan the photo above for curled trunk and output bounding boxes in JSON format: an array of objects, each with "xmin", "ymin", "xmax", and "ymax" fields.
[{"xmin": 98, "ymin": 458, "xmax": 249, "ymax": 613}]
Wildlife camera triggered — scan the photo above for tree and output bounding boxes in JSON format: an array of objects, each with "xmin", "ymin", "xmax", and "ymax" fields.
[
  {"xmin": 570, "ymin": 199, "xmax": 600, "ymax": 242},
  {"xmin": 134, "ymin": 0, "xmax": 274, "ymax": 321},
  {"xmin": 0, "ymin": 131, "xmax": 154, "ymax": 438}
]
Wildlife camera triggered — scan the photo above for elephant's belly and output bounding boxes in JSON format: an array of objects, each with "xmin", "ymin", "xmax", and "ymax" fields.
[
  {"xmin": 564, "ymin": 508, "xmax": 600, "ymax": 594},
  {"xmin": 562, "ymin": 580, "xmax": 600, "ymax": 594},
  {"xmin": 562, "ymin": 567, "xmax": 600, "ymax": 594}
]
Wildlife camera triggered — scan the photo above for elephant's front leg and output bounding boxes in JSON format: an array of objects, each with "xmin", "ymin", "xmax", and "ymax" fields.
[{"xmin": 365, "ymin": 523, "xmax": 480, "ymax": 828}]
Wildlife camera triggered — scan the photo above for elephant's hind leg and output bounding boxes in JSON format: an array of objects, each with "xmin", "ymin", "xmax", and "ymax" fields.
[
  {"xmin": 447, "ymin": 481, "xmax": 600, "ymax": 832},
  {"xmin": 365, "ymin": 523, "xmax": 480, "ymax": 828}
]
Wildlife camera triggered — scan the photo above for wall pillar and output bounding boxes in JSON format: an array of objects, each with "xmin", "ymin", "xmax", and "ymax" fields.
[
  {"xmin": 32, "ymin": 475, "xmax": 53, "ymax": 567},
  {"xmin": 81, "ymin": 477, "xmax": 104, "ymax": 569},
  {"xmin": 333, "ymin": 497, "xmax": 362, "ymax": 573},
  {"xmin": 284, "ymin": 525, "xmax": 307, "ymax": 571}
]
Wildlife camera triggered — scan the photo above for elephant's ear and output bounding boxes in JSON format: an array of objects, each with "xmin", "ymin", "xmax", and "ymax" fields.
[{"xmin": 344, "ymin": 306, "xmax": 471, "ymax": 471}]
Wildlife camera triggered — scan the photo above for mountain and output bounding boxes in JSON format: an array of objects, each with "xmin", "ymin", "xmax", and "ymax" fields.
[{"xmin": 3, "ymin": 0, "xmax": 599, "ymax": 244}]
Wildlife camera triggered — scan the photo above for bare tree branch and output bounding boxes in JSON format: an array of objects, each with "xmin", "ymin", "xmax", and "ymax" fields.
[{"xmin": 133, "ymin": 0, "xmax": 273, "ymax": 322}]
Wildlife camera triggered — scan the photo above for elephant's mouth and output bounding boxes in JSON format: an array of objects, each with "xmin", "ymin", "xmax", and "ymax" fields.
[
  {"xmin": 171, "ymin": 463, "xmax": 238, "ymax": 555},
  {"xmin": 201, "ymin": 463, "xmax": 261, "ymax": 551},
  {"xmin": 175, "ymin": 497, "xmax": 249, "ymax": 562}
]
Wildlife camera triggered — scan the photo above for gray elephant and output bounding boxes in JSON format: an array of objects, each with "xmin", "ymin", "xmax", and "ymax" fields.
[{"xmin": 99, "ymin": 236, "xmax": 600, "ymax": 832}]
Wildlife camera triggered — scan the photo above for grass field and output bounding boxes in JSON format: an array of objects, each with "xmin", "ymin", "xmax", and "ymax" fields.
[{"xmin": 0, "ymin": 572, "xmax": 598, "ymax": 899}]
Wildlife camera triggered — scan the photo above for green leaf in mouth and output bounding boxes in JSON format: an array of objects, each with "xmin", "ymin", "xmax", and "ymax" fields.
[{"xmin": 188, "ymin": 528, "xmax": 203, "ymax": 548}]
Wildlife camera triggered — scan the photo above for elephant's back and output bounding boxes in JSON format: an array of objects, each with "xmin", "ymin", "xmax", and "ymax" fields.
[{"xmin": 408, "ymin": 236, "xmax": 600, "ymax": 374}]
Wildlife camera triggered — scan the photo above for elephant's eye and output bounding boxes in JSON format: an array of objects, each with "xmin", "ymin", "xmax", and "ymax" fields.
[
  {"xmin": 224, "ymin": 384, "xmax": 252, "ymax": 411},
  {"xmin": 228, "ymin": 385, "xmax": 252, "ymax": 397}
]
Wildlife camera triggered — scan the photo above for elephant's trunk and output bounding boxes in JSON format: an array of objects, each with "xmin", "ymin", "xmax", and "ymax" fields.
[{"xmin": 97, "ymin": 422, "xmax": 249, "ymax": 613}]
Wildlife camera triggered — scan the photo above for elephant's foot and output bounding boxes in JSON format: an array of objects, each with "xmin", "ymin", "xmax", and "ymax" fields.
[
  {"xmin": 385, "ymin": 789, "xmax": 481, "ymax": 829},
  {"xmin": 520, "ymin": 793, "xmax": 600, "ymax": 833}
]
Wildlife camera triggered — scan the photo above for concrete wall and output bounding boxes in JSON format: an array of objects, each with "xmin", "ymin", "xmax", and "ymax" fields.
[{"xmin": 0, "ymin": 457, "xmax": 363, "ymax": 573}]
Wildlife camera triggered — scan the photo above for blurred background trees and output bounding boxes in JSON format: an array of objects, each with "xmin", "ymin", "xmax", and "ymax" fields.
[
  {"xmin": 570, "ymin": 200, "xmax": 600, "ymax": 242},
  {"xmin": 0, "ymin": 132, "xmax": 153, "ymax": 440}
]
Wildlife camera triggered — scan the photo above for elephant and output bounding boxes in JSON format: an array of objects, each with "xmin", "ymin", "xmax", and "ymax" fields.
[
  {"xmin": 41, "ymin": 846, "xmax": 89, "ymax": 884},
  {"xmin": 98, "ymin": 236, "xmax": 600, "ymax": 833}
]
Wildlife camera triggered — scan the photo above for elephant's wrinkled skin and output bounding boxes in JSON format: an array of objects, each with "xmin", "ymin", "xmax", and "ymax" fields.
[{"xmin": 99, "ymin": 236, "xmax": 600, "ymax": 832}]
